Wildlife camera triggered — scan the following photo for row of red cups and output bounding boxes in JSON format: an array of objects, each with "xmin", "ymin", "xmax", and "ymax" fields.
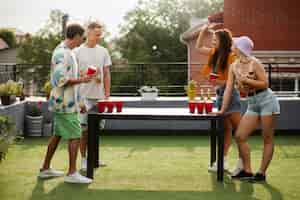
[
  {"xmin": 188, "ymin": 101, "xmax": 213, "ymax": 114},
  {"xmin": 98, "ymin": 101, "xmax": 123, "ymax": 113}
]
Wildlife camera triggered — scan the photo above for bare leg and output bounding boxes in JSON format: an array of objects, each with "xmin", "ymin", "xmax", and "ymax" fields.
[
  {"xmin": 235, "ymin": 115, "xmax": 259, "ymax": 173},
  {"xmin": 228, "ymin": 112, "xmax": 242, "ymax": 134},
  {"xmin": 229, "ymin": 112, "xmax": 242, "ymax": 156},
  {"xmin": 41, "ymin": 136, "xmax": 61, "ymax": 170},
  {"xmin": 223, "ymin": 117, "xmax": 233, "ymax": 157},
  {"xmin": 67, "ymin": 138, "xmax": 80, "ymax": 175},
  {"xmin": 80, "ymin": 128, "xmax": 88, "ymax": 158},
  {"xmin": 259, "ymin": 115, "xmax": 277, "ymax": 175}
]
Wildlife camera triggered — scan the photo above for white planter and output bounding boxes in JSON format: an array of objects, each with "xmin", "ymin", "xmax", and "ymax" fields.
[
  {"xmin": 43, "ymin": 123, "xmax": 52, "ymax": 137},
  {"xmin": 25, "ymin": 115, "xmax": 43, "ymax": 137},
  {"xmin": 141, "ymin": 92, "xmax": 158, "ymax": 101}
]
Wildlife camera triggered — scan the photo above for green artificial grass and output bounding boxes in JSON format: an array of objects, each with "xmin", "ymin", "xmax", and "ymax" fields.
[{"xmin": 0, "ymin": 135, "xmax": 300, "ymax": 200}]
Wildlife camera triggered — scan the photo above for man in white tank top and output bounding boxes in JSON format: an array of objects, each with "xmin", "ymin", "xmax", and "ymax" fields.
[{"xmin": 74, "ymin": 21, "xmax": 112, "ymax": 170}]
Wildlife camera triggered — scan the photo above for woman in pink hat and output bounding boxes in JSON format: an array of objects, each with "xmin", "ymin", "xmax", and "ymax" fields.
[{"xmin": 218, "ymin": 36, "xmax": 280, "ymax": 182}]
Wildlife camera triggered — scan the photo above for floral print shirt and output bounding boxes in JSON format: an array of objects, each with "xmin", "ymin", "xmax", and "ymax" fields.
[{"xmin": 48, "ymin": 42, "xmax": 81, "ymax": 113}]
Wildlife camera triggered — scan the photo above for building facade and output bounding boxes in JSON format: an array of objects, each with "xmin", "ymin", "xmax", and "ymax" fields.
[{"xmin": 181, "ymin": 0, "xmax": 300, "ymax": 95}]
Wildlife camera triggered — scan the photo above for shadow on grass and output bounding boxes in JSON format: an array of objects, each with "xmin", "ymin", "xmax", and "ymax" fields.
[
  {"xmin": 17, "ymin": 136, "xmax": 211, "ymax": 150},
  {"xmin": 29, "ymin": 174, "xmax": 283, "ymax": 200}
]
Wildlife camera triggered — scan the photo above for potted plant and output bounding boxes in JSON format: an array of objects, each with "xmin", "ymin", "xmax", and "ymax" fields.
[
  {"xmin": 6, "ymin": 80, "xmax": 19, "ymax": 103},
  {"xmin": 25, "ymin": 101, "xmax": 43, "ymax": 137},
  {"xmin": 185, "ymin": 80, "xmax": 197, "ymax": 101},
  {"xmin": 0, "ymin": 115, "xmax": 16, "ymax": 163},
  {"xmin": 16, "ymin": 80, "xmax": 25, "ymax": 101},
  {"xmin": 43, "ymin": 81, "xmax": 52, "ymax": 100},
  {"xmin": 138, "ymin": 86, "xmax": 159, "ymax": 101},
  {"xmin": 0, "ymin": 80, "xmax": 19, "ymax": 106},
  {"xmin": 0, "ymin": 83, "xmax": 10, "ymax": 105}
]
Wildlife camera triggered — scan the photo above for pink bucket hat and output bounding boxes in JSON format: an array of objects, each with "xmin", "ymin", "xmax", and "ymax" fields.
[{"xmin": 233, "ymin": 36, "xmax": 254, "ymax": 57}]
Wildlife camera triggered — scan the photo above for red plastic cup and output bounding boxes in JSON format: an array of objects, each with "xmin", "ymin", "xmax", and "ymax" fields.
[
  {"xmin": 188, "ymin": 101, "xmax": 197, "ymax": 113},
  {"xmin": 196, "ymin": 101, "xmax": 205, "ymax": 114},
  {"xmin": 240, "ymin": 91, "xmax": 247, "ymax": 98},
  {"xmin": 87, "ymin": 66, "xmax": 97, "ymax": 76},
  {"xmin": 205, "ymin": 101, "xmax": 213, "ymax": 113},
  {"xmin": 97, "ymin": 101, "xmax": 106, "ymax": 113},
  {"xmin": 115, "ymin": 101, "xmax": 123, "ymax": 112},
  {"xmin": 106, "ymin": 101, "xmax": 114, "ymax": 113},
  {"xmin": 210, "ymin": 73, "xmax": 219, "ymax": 81}
]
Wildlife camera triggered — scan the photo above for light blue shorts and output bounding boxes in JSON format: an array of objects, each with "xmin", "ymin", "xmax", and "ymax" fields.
[
  {"xmin": 79, "ymin": 99, "xmax": 105, "ymax": 131},
  {"xmin": 246, "ymin": 88, "xmax": 280, "ymax": 116},
  {"xmin": 216, "ymin": 86, "xmax": 241, "ymax": 116}
]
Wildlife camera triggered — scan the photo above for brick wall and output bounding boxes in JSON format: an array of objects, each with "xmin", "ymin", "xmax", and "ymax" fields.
[{"xmin": 224, "ymin": 0, "xmax": 300, "ymax": 50}]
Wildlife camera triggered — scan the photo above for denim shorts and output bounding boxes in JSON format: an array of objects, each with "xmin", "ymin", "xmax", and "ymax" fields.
[
  {"xmin": 216, "ymin": 86, "xmax": 241, "ymax": 116},
  {"xmin": 246, "ymin": 88, "xmax": 280, "ymax": 116}
]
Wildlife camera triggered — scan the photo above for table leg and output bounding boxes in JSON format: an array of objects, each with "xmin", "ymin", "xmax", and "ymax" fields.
[
  {"xmin": 217, "ymin": 118, "xmax": 224, "ymax": 182},
  {"xmin": 87, "ymin": 114, "xmax": 99, "ymax": 179},
  {"xmin": 210, "ymin": 119, "xmax": 217, "ymax": 166},
  {"xmin": 95, "ymin": 133, "xmax": 100, "ymax": 168}
]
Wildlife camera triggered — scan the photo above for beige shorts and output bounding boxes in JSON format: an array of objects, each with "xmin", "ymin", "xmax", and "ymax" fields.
[{"xmin": 79, "ymin": 99, "xmax": 105, "ymax": 131}]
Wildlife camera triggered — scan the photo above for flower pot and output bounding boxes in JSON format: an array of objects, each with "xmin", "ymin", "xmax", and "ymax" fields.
[
  {"xmin": 10, "ymin": 95, "xmax": 16, "ymax": 104},
  {"xmin": 141, "ymin": 92, "xmax": 158, "ymax": 101},
  {"xmin": 1, "ymin": 96, "xmax": 11, "ymax": 106},
  {"xmin": 43, "ymin": 123, "xmax": 52, "ymax": 137},
  {"xmin": 25, "ymin": 115, "xmax": 43, "ymax": 137}
]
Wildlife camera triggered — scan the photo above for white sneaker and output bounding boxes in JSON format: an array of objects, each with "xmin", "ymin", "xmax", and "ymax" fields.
[
  {"xmin": 81, "ymin": 158, "xmax": 87, "ymax": 171},
  {"xmin": 64, "ymin": 172, "xmax": 92, "ymax": 184},
  {"xmin": 208, "ymin": 160, "xmax": 229, "ymax": 172},
  {"xmin": 231, "ymin": 158, "xmax": 244, "ymax": 176},
  {"xmin": 38, "ymin": 168, "xmax": 64, "ymax": 179},
  {"xmin": 99, "ymin": 161, "xmax": 107, "ymax": 167},
  {"xmin": 81, "ymin": 158, "xmax": 107, "ymax": 171}
]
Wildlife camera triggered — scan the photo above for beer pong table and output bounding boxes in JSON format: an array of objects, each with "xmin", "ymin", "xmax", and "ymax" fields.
[{"xmin": 87, "ymin": 107, "xmax": 225, "ymax": 182}]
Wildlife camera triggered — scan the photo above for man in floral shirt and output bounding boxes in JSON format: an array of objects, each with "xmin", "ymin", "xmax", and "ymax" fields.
[{"xmin": 38, "ymin": 24, "xmax": 93, "ymax": 184}]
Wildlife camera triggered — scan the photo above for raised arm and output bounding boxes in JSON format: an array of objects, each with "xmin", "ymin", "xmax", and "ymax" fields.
[
  {"xmin": 195, "ymin": 23, "xmax": 222, "ymax": 55},
  {"xmin": 195, "ymin": 24, "xmax": 212, "ymax": 55}
]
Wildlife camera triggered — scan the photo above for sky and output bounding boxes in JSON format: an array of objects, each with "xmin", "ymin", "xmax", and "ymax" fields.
[{"xmin": 0, "ymin": 0, "xmax": 139, "ymax": 37}]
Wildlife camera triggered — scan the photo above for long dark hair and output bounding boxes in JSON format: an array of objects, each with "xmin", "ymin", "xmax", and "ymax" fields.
[{"xmin": 208, "ymin": 29, "xmax": 232, "ymax": 72}]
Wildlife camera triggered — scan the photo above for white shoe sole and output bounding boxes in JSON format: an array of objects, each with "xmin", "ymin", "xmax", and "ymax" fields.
[
  {"xmin": 64, "ymin": 178, "xmax": 92, "ymax": 184},
  {"xmin": 38, "ymin": 173, "xmax": 64, "ymax": 179}
]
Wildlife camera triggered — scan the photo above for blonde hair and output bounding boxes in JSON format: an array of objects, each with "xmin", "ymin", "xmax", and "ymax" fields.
[{"xmin": 87, "ymin": 21, "xmax": 102, "ymax": 30}]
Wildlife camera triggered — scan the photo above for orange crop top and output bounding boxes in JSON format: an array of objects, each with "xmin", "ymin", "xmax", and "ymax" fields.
[{"xmin": 200, "ymin": 48, "xmax": 236, "ymax": 81}]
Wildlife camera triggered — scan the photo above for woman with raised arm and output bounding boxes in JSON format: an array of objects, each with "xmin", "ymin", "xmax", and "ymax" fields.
[
  {"xmin": 218, "ymin": 36, "xmax": 280, "ymax": 182},
  {"xmin": 196, "ymin": 23, "xmax": 242, "ymax": 174}
]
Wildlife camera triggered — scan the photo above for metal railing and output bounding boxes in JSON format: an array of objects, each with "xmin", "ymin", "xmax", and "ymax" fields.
[{"xmin": 0, "ymin": 62, "xmax": 299, "ymax": 97}]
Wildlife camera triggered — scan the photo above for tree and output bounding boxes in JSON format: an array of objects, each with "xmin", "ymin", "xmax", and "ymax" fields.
[
  {"xmin": 38, "ymin": 9, "xmax": 65, "ymax": 37},
  {"xmin": 18, "ymin": 34, "xmax": 61, "ymax": 65},
  {"xmin": 185, "ymin": 0, "xmax": 223, "ymax": 18},
  {"xmin": 116, "ymin": 0, "xmax": 223, "ymax": 62},
  {"xmin": 113, "ymin": 0, "xmax": 223, "ymax": 95},
  {"xmin": 0, "ymin": 29, "xmax": 16, "ymax": 48},
  {"xmin": 17, "ymin": 10, "xmax": 64, "ymax": 94},
  {"xmin": 18, "ymin": 9, "xmax": 65, "ymax": 65}
]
